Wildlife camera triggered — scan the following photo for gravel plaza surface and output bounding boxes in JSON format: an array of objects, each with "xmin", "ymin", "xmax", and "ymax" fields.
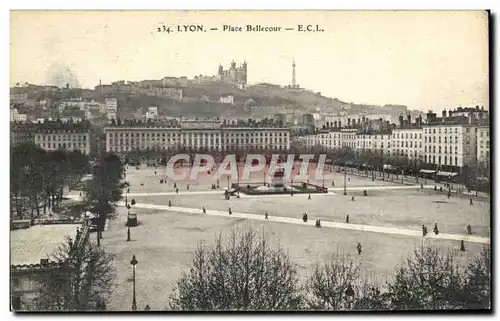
[{"xmin": 97, "ymin": 166, "xmax": 490, "ymax": 311}]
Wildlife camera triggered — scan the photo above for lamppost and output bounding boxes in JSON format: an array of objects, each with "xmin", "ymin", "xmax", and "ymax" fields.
[
  {"xmin": 343, "ymin": 162, "xmax": 347, "ymax": 195},
  {"xmin": 130, "ymin": 255, "xmax": 138, "ymax": 311}
]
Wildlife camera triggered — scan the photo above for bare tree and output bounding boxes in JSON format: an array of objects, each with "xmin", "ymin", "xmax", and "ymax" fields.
[
  {"xmin": 463, "ymin": 247, "xmax": 491, "ymax": 309},
  {"xmin": 168, "ymin": 227, "xmax": 304, "ymax": 311},
  {"xmin": 31, "ymin": 236, "xmax": 116, "ymax": 311},
  {"xmin": 305, "ymin": 254, "xmax": 386, "ymax": 311},
  {"xmin": 385, "ymin": 246, "xmax": 468, "ymax": 310}
]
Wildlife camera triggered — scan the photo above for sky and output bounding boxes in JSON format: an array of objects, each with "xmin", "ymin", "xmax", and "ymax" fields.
[{"xmin": 10, "ymin": 10, "xmax": 489, "ymax": 111}]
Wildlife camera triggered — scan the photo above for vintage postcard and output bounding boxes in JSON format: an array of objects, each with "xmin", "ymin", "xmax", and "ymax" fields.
[{"xmin": 9, "ymin": 10, "xmax": 490, "ymax": 312}]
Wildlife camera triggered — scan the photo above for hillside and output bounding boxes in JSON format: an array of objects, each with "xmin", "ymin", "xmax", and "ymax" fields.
[{"xmin": 11, "ymin": 81, "xmax": 411, "ymax": 120}]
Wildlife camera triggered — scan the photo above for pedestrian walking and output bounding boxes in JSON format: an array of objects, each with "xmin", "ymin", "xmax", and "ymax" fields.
[
  {"xmin": 303, "ymin": 213, "xmax": 308, "ymax": 222},
  {"xmin": 363, "ymin": 190, "xmax": 367, "ymax": 196},
  {"xmin": 460, "ymin": 240, "xmax": 466, "ymax": 252},
  {"xmin": 202, "ymin": 207, "xmax": 206, "ymax": 214},
  {"xmin": 187, "ymin": 184, "xmax": 190, "ymax": 190},
  {"xmin": 357, "ymin": 242, "xmax": 362, "ymax": 255},
  {"xmin": 176, "ymin": 188, "xmax": 179, "ymax": 194},
  {"xmin": 228, "ymin": 207, "xmax": 232, "ymax": 215},
  {"xmin": 351, "ymin": 196, "xmax": 355, "ymax": 201},
  {"xmin": 174, "ymin": 182, "xmax": 177, "ymax": 189},
  {"xmin": 332, "ymin": 181, "xmax": 335, "ymax": 187},
  {"xmin": 433, "ymin": 223, "xmax": 439, "ymax": 235},
  {"xmin": 422, "ymin": 224, "xmax": 428, "ymax": 237},
  {"xmin": 447, "ymin": 192, "xmax": 451, "ymax": 199},
  {"xmin": 467, "ymin": 224, "xmax": 472, "ymax": 235},
  {"xmin": 470, "ymin": 198, "xmax": 473, "ymax": 205},
  {"xmin": 154, "ymin": 171, "xmax": 157, "ymax": 176},
  {"xmin": 168, "ymin": 200, "xmax": 171, "ymax": 207},
  {"xmin": 315, "ymin": 220, "xmax": 321, "ymax": 228},
  {"xmin": 346, "ymin": 214, "xmax": 349, "ymax": 223},
  {"xmin": 421, "ymin": 184, "xmax": 423, "ymax": 189},
  {"xmin": 265, "ymin": 212, "xmax": 268, "ymax": 220}
]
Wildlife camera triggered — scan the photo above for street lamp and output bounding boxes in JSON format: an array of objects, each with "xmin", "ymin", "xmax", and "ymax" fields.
[
  {"xmin": 343, "ymin": 162, "xmax": 347, "ymax": 195},
  {"xmin": 130, "ymin": 255, "xmax": 138, "ymax": 311}
]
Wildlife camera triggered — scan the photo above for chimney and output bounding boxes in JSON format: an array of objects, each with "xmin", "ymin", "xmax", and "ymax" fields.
[
  {"xmin": 66, "ymin": 84, "xmax": 69, "ymax": 89},
  {"xmin": 334, "ymin": 120, "xmax": 338, "ymax": 128},
  {"xmin": 468, "ymin": 112, "xmax": 475, "ymax": 125},
  {"xmin": 348, "ymin": 118, "xmax": 351, "ymax": 127},
  {"xmin": 407, "ymin": 113, "xmax": 411, "ymax": 125},
  {"xmin": 339, "ymin": 121, "xmax": 342, "ymax": 128},
  {"xmin": 442, "ymin": 109, "xmax": 447, "ymax": 119},
  {"xmin": 399, "ymin": 114, "xmax": 404, "ymax": 128}
]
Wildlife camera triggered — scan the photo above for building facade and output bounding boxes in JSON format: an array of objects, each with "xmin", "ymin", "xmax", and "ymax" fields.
[
  {"xmin": 11, "ymin": 108, "xmax": 28, "ymax": 122},
  {"xmin": 476, "ymin": 124, "xmax": 490, "ymax": 164},
  {"xmin": 422, "ymin": 110, "xmax": 477, "ymax": 169},
  {"xmin": 104, "ymin": 98, "xmax": 118, "ymax": 121},
  {"xmin": 33, "ymin": 130, "xmax": 91, "ymax": 155},
  {"xmin": 104, "ymin": 121, "xmax": 290, "ymax": 153},
  {"xmin": 11, "ymin": 121, "xmax": 92, "ymax": 155}
]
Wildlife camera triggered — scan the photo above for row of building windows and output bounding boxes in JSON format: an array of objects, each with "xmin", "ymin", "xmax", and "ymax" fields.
[
  {"xmin": 36, "ymin": 135, "xmax": 87, "ymax": 141},
  {"xmin": 108, "ymin": 138, "xmax": 284, "ymax": 145},
  {"xmin": 424, "ymin": 136, "xmax": 460, "ymax": 144},
  {"xmin": 108, "ymin": 145, "xmax": 288, "ymax": 152},
  {"xmin": 38, "ymin": 143, "xmax": 88, "ymax": 149},
  {"xmin": 424, "ymin": 127, "xmax": 461, "ymax": 134},
  {"xmin": 424, "ymin": 155, "xmax": 459, "ymax": 166},
  {"xmin": 107, "ymin": 132, "xmax": 288, "ymax": 138},
  {"xmin": 392, "ymin": 133, "xmax": 422, "ymax": 139}
]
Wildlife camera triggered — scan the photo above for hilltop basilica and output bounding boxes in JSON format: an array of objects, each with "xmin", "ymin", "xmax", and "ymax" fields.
[{"xmin": 218, "ymin": 61, "xmax": 247, "ymax": 85}]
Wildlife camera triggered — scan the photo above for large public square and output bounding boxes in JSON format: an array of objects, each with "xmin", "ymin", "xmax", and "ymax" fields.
[{"xmin": 85, "ymin": 164, "xmax": 490, "ymax": 311}]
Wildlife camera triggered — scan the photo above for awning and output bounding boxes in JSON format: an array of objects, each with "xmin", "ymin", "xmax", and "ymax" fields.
[
  {"xmin": 420, "ymin": 169, "xmax": 437, "ymax": 174},
  {"xmin": 436, "ymin": 171, "xmax": 459, "ymax": 177}
]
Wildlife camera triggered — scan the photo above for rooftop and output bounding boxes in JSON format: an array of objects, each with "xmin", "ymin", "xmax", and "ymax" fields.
[{"xmin": 11, "ymin": 224, "xmax": 79, "ymax": 266}]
